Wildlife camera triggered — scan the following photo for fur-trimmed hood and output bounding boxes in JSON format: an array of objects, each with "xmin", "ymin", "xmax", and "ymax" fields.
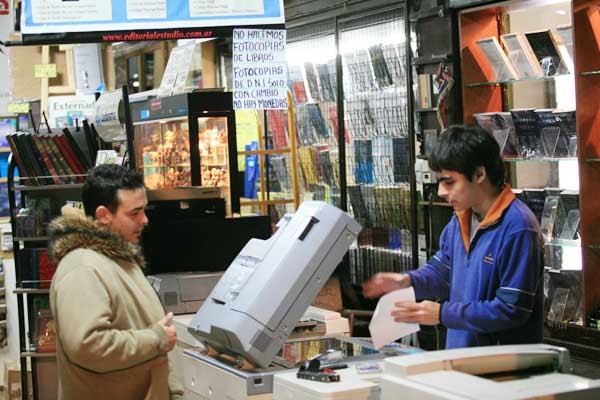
[{"xmin": 48, "ymin": 212, "xmax": 144, "ymax": 267}]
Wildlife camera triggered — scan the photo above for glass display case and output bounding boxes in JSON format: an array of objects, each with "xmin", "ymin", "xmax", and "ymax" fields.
[
  {"xmin": 134, "ymin": 117, "xmax": 192, "ymax": 189},
  {"xmin": 198, "ymin": 115, "xmax": 231, "ymax": 206},
  {"xmin": 130, "ymin": 92, "xmax": 240, "ymax": 215}
]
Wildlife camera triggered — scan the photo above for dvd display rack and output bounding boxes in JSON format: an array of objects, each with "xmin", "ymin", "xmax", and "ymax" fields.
[
  {"xmin": 458, "ymin": 0, "xmax": 600, "ymax": 357},
  {"xmin": 260, "ymin": 6, "xmax": 417, "ymax": 298}
]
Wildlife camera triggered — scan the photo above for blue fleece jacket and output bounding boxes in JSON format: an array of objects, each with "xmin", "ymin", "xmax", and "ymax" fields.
[{"xmin": 408, "ymin": 186, "xmax": 544, "ymax": 348}]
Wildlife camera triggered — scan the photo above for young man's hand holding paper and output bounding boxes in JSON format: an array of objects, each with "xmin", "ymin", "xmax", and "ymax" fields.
[{"xmin": 368, "ymin": 287, "xmax": 420, "ymax": 349}]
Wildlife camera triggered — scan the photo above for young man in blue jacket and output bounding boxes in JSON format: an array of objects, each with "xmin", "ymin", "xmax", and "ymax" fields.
[{"xmin": 363, "ymin": 125, "xmax": 544, "ymax": 348}]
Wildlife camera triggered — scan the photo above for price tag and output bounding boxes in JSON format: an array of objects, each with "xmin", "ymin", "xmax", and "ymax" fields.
[
  {"xmin": 7, "ymin": 103, "xmax": 30, "ymax": 114},
  {"xmin": 34, "ymin": 64, "xmax": 57, "ymax": 78}
]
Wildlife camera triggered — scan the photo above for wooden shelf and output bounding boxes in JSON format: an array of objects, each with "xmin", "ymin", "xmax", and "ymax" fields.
[
  {"xmin": 14, "ymin": 288, "xmax": 50, "ymax": 295},
  {"xmin": 418, "ymin": 201, "xmax": 452, "ymax": 207},
  {"xmin": 464, "ymin": 73, "xmax": 573, "ymax": 88},
  {"xmin": 412, "ymin": 55, "xmax": 453, "ymax": 66},
  {"xmin": 13, "ymin": 236, "xmax": 49, "ymax": 242},
  {"xmin": 0, "ymin": 147, "xmax": 11, "ymax": 153},
  {"xmin": 503, "ymin": 157, "xmax": 578, "ymax": 163},
  {"xmin": 13, "ymin": 183, "xmax": 84, "ymax": 192},
  {"xmin": 21, "ymin": 352, "xmax": 56, "ymax": 359},
  {"xmin": 581, "ymin": 70, "xmax": 600, "ymax": 76}
]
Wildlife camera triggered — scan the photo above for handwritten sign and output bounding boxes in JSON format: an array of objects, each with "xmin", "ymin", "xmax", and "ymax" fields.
[
  {"xmin": 232, "ymin": 29, "xmax": 288, "ymax": 110},
  {"xmin": 34, "ymin": 64, "xmax": 57, "ymax": 78}
]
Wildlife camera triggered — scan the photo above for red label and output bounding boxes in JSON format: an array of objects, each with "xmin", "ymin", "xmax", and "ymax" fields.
[
  {"xmin": 0, "ymin": 0, "xmax": 8, "ymax": 15},
  {"xmin": 150, "ymin": 99, "xmax": 162, "ymax": 110}
]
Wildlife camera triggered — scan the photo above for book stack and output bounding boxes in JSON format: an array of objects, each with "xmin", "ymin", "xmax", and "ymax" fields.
[
  {"xmin": 353, "ymin": 139, "xmax": 374, "ymax": 184},
  {"xmin": 348, "ymin": 185, "xmax": 371, "ymax": 228},
  {"xmin": 295, "ymin": 103, "xmax": 329, "ymax": 146},
  {"xmin": 297, "ymin": 146, "xmax": 318, "ymax": 190},
  {"xmin": 348, "ymin": 239, "xmax": 414, "ymax": 286},
  {"xmin": 289, "ymin": 64, "xmax": 308, "ymax": 104},
  {"xmin": 315, "ymin": 60, "xmax": 336, "ymax": 102},
  {"xmin": 267, "ymin": 110, "xmax": 288, "ymax": 149},
  {"xmin": 303, "ymin": 62, "xmax": 321, "ymax": 102},
  {"xmin": 7, "ymin": 131, "xmax": 92, "ymax": 185},
  {"xmin": 20, "ymin": 248, "xmax": 58, "ymax": 288},
  {"xmin": 368, "ymin": 44, "xmax": 393, "ymax": 89},
  {"xmin": 315, "ymin": 148, "xmax": 338, "ymax": 189},
  {"xmin": 392, "ymin": 137, "xmax": 410, "ymax": 183},
  {"xmin": 372, "ymin": 137, "xmax": 395, "ymax": 185},
  {"xmin": 270, "ymin": 156, "xmax": 291, "ymax": 192},
  {"xmin": 342, "ymin": 50, "xmax": 377, "ymax": 94},
  {"xmin": 32, "ymin": 297, "xmax": 56, "ymax": 352}
]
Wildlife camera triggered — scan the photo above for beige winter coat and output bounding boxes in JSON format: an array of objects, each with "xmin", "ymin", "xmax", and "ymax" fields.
[{"xmin": 48, "ymin": 213, "xmax": 184, "ymax": 400}]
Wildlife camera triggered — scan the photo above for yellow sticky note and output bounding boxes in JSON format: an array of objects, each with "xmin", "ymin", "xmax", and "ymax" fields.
[
  {"xmin": 34, "ymin": 64, "xmax": 57, "ymax": 78},
  {"xmin": 7, "ymin": 103, "xmax": 30, "ymax": 113}
]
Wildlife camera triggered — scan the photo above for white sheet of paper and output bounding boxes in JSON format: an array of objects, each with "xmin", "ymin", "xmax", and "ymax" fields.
[{"xmin": 369, "ymin": 288, "xmax": 420, "ymax": 349}]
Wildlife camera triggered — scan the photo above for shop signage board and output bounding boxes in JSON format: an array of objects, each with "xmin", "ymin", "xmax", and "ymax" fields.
[
  {"xmin": 232, "ymin": 28, "xmax": 288, "ymax": 110},
  {"xmin": 21, "ymin": 0, "xmax": 285, "ymax": 35}
]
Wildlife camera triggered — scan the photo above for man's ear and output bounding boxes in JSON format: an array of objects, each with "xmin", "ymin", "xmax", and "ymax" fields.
[
  {"xmin": 474, "ymin": 166, "xmax": 486, "ymax": 184},
  {"xmin": 95, "ymin": 206, "xmax": 112, "ymax": 225}
]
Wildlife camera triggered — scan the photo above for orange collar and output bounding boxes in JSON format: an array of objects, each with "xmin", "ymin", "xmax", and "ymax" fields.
[{"xmin": 456, "ymin": 185, "xmax": 515, "ymax": 252}]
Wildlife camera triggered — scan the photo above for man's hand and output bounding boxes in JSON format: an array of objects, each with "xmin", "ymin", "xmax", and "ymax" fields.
[
  {"xmin": 391, "ymin": 300, "xmax": 440, "ymax": 325},
  {"xmin": 158, "ymin": 312, "xmax": 177, "ymax": 352},
  {"xmin": 362, "ymin": 273, "xmax": 412, "ymax": 299}
]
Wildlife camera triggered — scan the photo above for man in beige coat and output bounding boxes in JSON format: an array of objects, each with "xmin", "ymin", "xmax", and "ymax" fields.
[{"xmin": 49, "ymin": 164, "xmax": 184, "ymax": 400}]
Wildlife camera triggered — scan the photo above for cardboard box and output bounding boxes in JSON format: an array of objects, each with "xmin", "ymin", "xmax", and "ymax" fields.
[{"xmin": 4, "ymin": 361, "xmax": 32, "ymax": 400}]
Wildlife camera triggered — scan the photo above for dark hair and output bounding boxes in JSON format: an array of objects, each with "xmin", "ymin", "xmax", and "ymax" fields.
[
  {"xmin": 429, "ymin": 125, "xmax": 505, "ymax": 189},
  {"xmin": 82, "ymin": 164, "xmax": 145, "ymax": 217}
]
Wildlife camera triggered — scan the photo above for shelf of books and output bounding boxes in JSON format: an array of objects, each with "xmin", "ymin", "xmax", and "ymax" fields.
[
  {"xmin": 6, "ymin": 147, "xmax": 82, "ymax": 400},
  {"xmin": 6, "ymin": 130, "xmax": 93, "ymax": 187},
  {"xmin": 13, "ymin": 183, "xmax": 84, "ymax": 192},
  {"xmin": 459, "ymin": 0, "xmax": 600, "ymax": 348}
]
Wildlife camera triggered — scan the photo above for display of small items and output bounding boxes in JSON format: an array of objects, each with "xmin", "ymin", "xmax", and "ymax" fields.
[
  {"xmin": 141, "ymin": 125, "xmax": 192, "ymax": 189},
  {"xmin": 198, "ymin": 117, "xmax": 229, "ymax": 187},
  {"xmin": 15, "ymin": 197, "xmax": 52, "ymax": 238}
]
